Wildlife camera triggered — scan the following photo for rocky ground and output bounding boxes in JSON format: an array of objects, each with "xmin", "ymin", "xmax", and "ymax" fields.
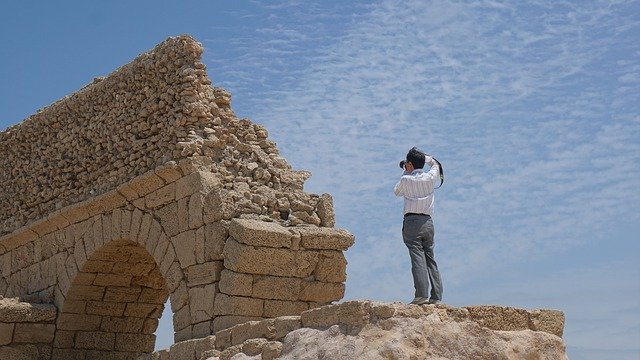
[{"xmin": 146, "ymin": 300, "xmax": 567, "ymax": 360}]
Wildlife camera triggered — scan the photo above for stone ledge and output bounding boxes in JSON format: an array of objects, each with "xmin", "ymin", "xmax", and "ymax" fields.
[
  {"xmin": 229, "ymin": 218, "xmax": 292, "ymax": 248},
  {"xmin": 290, "ymin": 226, "xmax": 355, "ymax": 251},
  {"xmin": 143, "ymin": 300, "xmax": 566, "ymax": 360},
  {"xmin": 0, "ymin": 297, "xmax": 57, "ymax": 323}
]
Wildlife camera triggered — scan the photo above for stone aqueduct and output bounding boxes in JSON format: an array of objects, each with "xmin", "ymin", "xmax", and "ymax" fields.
[{"xmin": 0, "ymin": 36, "xmax": 354, "ymax": 359}]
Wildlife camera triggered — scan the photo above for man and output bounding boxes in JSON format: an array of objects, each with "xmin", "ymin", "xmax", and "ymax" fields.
[{"xmin": 394, "ymin": 147, "xmax": 443, "ymax": 305}]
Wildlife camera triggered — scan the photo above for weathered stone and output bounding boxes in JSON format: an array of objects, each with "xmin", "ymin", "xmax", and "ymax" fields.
[
  {"xmin": 184, "ymin": 261, "xmax": 223, "ymax": 287},
  {"xmin": 252, "ymin": 275, "xmax": 301, "ymax": 301},
  {"xmin": 293, "ymin": 227, "xmax": 355, "ymax": 251},
  {"xmin": 263, "ymin": 300, "xmax": 309, "ymax": 318},
  {"xmin": 313, "ymin": 251, "xmax": 347, "ymax": 283},
  {"xmin": 218, "ymin": 269, "xmax": 253, "ymax": 297},
  {"xmin": 203, "ymin": 222, "xmax": 227, "ymax": 261},
  {"xmin": 213, "ymin": 293, "xmax": 263, "ymax": 317},
  {"xmin": 0, "ymin": 322, "xmax": 14, "ymax": 345},
  {"xmin": 223, "ymin": 238, "xmax": 318, "ymax": 278},
  {"xmin": 229, "ymin": 218, "xmax": 292, "ymax": 248}
]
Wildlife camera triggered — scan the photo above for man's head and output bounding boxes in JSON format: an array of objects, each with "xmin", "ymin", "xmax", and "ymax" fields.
[{"xmin": 406, "ymin": 147, "xmax": 425, "ymax": 169}]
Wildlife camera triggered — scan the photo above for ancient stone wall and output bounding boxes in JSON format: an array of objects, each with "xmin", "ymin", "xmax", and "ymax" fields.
[
  {"xmin": 0, "ymin": 296, "xmax": 57, "ymax": 359},
  {"xmin": 0, "ymin": 35, "xmax": 329, "ymax": 237},
  {"xmin": 0, "ymin": 35, "xmax": 353, "ymax": 359}
]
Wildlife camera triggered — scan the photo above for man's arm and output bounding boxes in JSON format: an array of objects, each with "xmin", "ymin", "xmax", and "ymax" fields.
[{"xmin": 393, "ymin": 171, "xmax": 410, "ymax": 196}]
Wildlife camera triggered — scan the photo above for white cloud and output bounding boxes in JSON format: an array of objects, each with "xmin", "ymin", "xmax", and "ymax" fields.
[{"xmin": 201, "ymin": 0, "xmax": 640, "ymax": 355}]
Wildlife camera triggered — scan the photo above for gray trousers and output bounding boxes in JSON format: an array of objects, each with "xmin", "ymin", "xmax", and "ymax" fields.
[{"xmin": 402, "ymin": 214, "xmax": 443, "ymax": 300}]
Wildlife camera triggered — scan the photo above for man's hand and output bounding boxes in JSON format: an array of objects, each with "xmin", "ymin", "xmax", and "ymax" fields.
[{"xmin": 425, "ymin": 155, "xmax": 436, "ymax": 167}]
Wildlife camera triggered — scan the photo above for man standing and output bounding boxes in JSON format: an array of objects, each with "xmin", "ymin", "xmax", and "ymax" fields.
[{"xmin": 394, "ymin": 147, "xmax": 443, "ymax": 305}]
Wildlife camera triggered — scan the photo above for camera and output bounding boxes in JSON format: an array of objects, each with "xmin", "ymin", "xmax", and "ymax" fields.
[{"xmin": 399, "ymin": 160, "xmax": 406, "ymax": 169}]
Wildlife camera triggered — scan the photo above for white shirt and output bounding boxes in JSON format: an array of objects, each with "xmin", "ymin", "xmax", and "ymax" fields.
[{"xmin": 393, "ymin": 159, "xmax": 439, "ymax": 216}]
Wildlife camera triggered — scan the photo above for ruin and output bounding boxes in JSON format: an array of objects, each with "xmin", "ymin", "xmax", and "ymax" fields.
[{"xmin": 0, "ymin": 35, "xmax": 354, "ymax": 359}]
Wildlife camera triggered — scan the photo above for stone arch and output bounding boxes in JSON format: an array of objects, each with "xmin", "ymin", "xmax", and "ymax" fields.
[
  {"xmin": 51, "ymin": 208, "xmax": 186, "ymax": 358},
  {"xmin": 0, "ymin": 35, "xmax": 354, "ymax": 358}
]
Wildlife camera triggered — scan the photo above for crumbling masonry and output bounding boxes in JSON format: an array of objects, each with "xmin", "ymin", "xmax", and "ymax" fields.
[{"xmin": 0, "ymin": 35, "xmax": 354, "ymax": 359}]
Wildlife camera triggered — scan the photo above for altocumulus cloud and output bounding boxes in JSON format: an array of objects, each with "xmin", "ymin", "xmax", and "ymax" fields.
[{"xmin": 203, "ymin": 0, "xmax": 639, "ymax": 358}]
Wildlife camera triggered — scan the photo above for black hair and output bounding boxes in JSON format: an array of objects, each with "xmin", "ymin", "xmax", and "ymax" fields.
[{"xmin": 406, "ymin": 147, "xmax": 425, "ymax": 169}]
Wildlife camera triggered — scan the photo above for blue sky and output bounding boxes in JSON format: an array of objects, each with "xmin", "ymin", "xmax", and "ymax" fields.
[{"xmin": 1, "ymin": 1, "xmax": 639, "ymax": 359}]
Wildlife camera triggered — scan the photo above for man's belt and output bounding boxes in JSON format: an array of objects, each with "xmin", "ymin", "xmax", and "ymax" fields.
[{"xmin": 404, "ymin": 213, "xmax": 429, "ymax": 218}]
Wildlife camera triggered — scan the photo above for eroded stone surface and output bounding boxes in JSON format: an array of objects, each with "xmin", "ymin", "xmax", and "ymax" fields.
[
  {"xmin": 144, "ymin": 300, "xmax": 567, "ymax": 360},
  {"xmin": 0, "ymin": 35, "xmax": 354, "ymax": 360}
]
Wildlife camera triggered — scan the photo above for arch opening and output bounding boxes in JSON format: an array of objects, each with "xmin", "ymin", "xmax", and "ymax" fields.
[{"xmin": 53, "ymin": 239, "xmax": 169, "ymax": 358}]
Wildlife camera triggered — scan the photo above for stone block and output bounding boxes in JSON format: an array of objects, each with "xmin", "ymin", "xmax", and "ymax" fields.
[
  {"xmin": 168, "ymin": 337, "xmax": 197, "ymax": 360},
  {"xmin": 53, "ymin": 330, "xmax": 75, "ymax": 348},
  {"xmin": 156, "ymin": 202, "xmax": 180, "ymax": 237},
  {"xmin": 139, "ymin": 288, "xmax": 169, "ymax": 304},
  {"xmin": 173, "ymin": 305, "xmax": 192, "ymax": 331},
  {"xmin": 229, "ymin": 218, "xmax": 292, "ymax": 248},
  {"xmin": 57, "ymin": 313, "xmax": 102, "ymax": 331},
  {"xmin": 115, "ymin": 333, "xmax": 155, "ymax": 352},
  {"xmin": 185, "ymin": 261, "xmax": 223, "ymax": 287},
  {"xmin": 85, "ymin": 191, "xmax": 127, "ymax": 217},
  {"xmin": 263, "ymin": 300, "xmax": 309, "ymax": 318},
  {"xmin": 66, "ymin": 284, "xmax": 105, "ymax": 301},
  {"xmin": 11, "ymin": 243, "xmax": 34, "ymax": 274},
  {"xmin": 252, "ymin": 275, "xmax": 301, "ymax": 301},
  {"xmin": 298, "ymin": 281, "xmax": 345, "ymax": 303},
  {"xmin": 212, "ymin": 315, "xmax": 263, "ymax": 333},
  {"xmin": 82, "ymin": 260, "xmax": 114, "ymax": 273},
  {"xmin": 93, "ymin": 273, "xmax": 132, "ymax": 287},
  {"xmin": 188, "ymin": 284, "xmax": 217, "ymax": 323},
  {"xmin": 62, "ymin": 300, "xmax": 87, "ymax": 314},
  {"xmin": 101, "ymin": 316, "xmax": 145, "ymax": 332},
  {"xmin": 154, "ymin": 161, "xmax": 183, "ymax": 183},
  {"xmin": 170, "ymin": 281, "xmax": 189, "ymax": 312},
  {"xmin": 214, "ymin": 327, "xmax": 232, "ymax": 350},
  {"xmin": 146, "ymin": 182, "xmax": 176, "ymax": 209},
  {"xmin": 0, "ymin": 322, "xmax": 14, "ymax": 345},
  {"xmin": 174, "ymin": 325, "xmax": 193, "ymax": 343},
  {"xmin": 243, "ymin": 338, "xmax": 268, "ymax": 356},
  {"xmin": 202, "ymin": 188, "xmax": 236, "ymax": 224},
  {"xmin": 192, "ymin": 321, "xmax": 213, "ymax": 339},
  {"xmin": 120, "ymin": 210, "xmax": 133, "ymax": 240},
  {"xmin": 300, "ymin": 301, "xmax": 370, "ymax": 329},
  {"xmin": 143, "ymin": 318, "xmax": 160, "ymax": 334},
  {"xmin": 117, "ymin": 182, "xmax": 139, "ymax": 201},
  {"xmin": 273, "ymin": 316, "xmax": 302, "ymax": 340},
  {"xmin": 195, "ymin": 227, "xmax": 205, "ymax": 264},
  {"xmin": 213, "ymin": 293, "xmax": 263, "ymax": 317},
  {"xmin": 261, "ymin": 341, "xmax": 283, "ymax": 360},
  {"xmin": 51, "ymin": 348, "xmax": 87, "ymax": 360},
  {"xmin": 223, "ymin": 238, "xmax": 318, "ymax": 278},
  {"xmin": 128, "ymin": 171, "xmax": 166, "ymax": 197},
  {"xmin": 313, "ymin": 250, "xmax": 347, "ymax": 283},
  {"xmin": 13, "ymin": 323, "xmax": 55, "ymax": 343},
  {"xmin": 293, "ymin": 226, "xmax": 355, "ymax": 251},
  {"xmin": 171, "ymin": 230, "xmax": 196, "ymax": 268},
  {"xmin": 86, "ymin": 301, "xmax": 126, "ymax": 316},
  {"xmin": 103, "ymin": 286, "xmax": 141, "ymax": 302},
  {"xmin": 177, "ymin": 197, "xmax": 190, "ymax": 235},
  {"xmin": 218, "ymin": 269, "xmax": 253, "ymax": 297},
  {"xmin": 530, "ymin": 309, "xmax": 565, "ymax": 337},
  {"xmin": 465, "ymin": 305, "xmax": 531, "ymax": 332},
  {"xmin": 124, "ymin": 303, "xmax": 163, "ymax": 318},
  {"xmin": 204, "ymin": 222, "xmax": 227, "ymax": 261},
  {"xmin": 188, "ymin": 193, "xmax": 204, "ymax": 229},
  {"xmin": 75, "ymin": 331, "xmax": 115, "ymax": 350},
  {"xmin": 230, "ymin": 320, "xmax": 274, "ymax": 345},
  {"xmin": 164, "ymin": 261, "xmax": 183, "ymax": 294}
]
